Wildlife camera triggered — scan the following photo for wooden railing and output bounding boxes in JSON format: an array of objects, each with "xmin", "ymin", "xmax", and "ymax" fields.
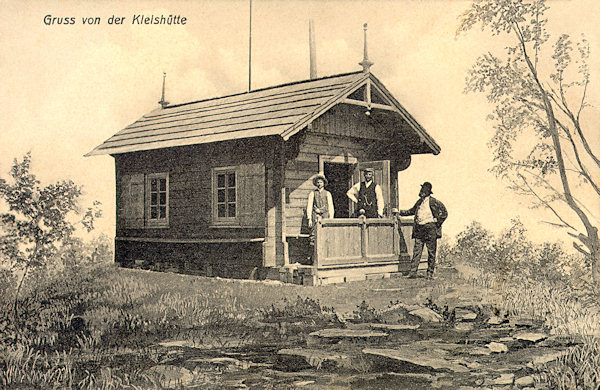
[{"xmin": 313, "ymin": 216, "xmax": 414, "ymax": 268}]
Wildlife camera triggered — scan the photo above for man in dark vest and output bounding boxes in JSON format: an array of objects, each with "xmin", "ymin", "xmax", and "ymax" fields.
[
  {"xmin": 399, "ymin": 182, "xmax": 447, "ymax": 280},
  {"xmin": 347, "ymin": 168, "xmax": 384, "ymax": 218}
]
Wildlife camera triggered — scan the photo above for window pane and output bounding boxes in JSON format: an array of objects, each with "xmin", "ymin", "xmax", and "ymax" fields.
[
  {"xmin": 217, "ymin": 174, "xmax": 225, "ymax": 188},
  {"xmin": 228, "ymin": 173, "xmax": 235, "ymax": 187},
  {"xmin": 151, "ymin": 192, "xmax": 158, "ymax": 206},
  {"xmin": 227, "ymin": 188, "xmax": 236, "ymax": 202},
  {"xmin": 159, "ymin": 178, "xmax": 166, "ymax": 192},
  {"xmin": 150, "ymin": 206, "xmax": 158, "ymax": 219},
  {"xmin": 218, "ymin": 189, "xmax": 225, "ymax": 203},
  {"xmin": 228, "ymin": 203, "xmax": 236, "ymax": 217},
  {"xmin": 159, "ymin": 206, "xmax": 167, "ymax": 219},
  {"xmin": 151, "ymin": 178, "xmax": 158, "ymax": 192},
  {"xmin": 159, "ymin": 192, "xmax": 167, "ymax": 206},
  {"xmin": 218, "ymin": 204, "xmax": 226, "ymax": 218}
]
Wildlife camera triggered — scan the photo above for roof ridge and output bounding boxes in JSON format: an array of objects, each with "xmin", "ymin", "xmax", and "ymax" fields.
[{"xmin": 166, "ymin": 71, "xmax": 364, "ymax": 109}]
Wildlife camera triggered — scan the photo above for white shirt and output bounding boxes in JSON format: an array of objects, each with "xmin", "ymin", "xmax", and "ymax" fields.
[
  {"xmin": 416, "ymin": 196, "xmax": 436, "ymax": 225},
  {"xmin": 346, "ymin": 181, "xmax": 385, "ymax": 217},
  {"xmin": 306, "ymin": 189, "xmax": 335, "ymax": 223}
]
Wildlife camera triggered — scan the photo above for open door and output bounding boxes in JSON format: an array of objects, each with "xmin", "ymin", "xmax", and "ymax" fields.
[{"xmin": 352, "ymin": 160, "xmax": 391, "ymax": 217}]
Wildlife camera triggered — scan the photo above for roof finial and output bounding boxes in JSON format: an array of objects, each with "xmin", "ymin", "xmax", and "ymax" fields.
[
  {"xmin": 359, "ymin": 23, "xmax": 374, "ymax": 73},
  {"xmin": 158, "ymin": 72, "xmax": 169, "ymax": 108}
]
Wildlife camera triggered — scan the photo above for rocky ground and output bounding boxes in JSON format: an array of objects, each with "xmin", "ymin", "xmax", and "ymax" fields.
[{"xmin": 136, "ymin": 274, "xmax": 578, "ymax": 389}]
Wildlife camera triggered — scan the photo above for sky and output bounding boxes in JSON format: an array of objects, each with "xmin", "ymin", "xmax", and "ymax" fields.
[{"xmin": 1, "ymin": 0, "xmax": 598, "ymax": 246}]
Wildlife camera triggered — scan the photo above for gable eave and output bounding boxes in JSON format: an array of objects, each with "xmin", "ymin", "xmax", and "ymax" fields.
[
  {"xmin": 369, "ymin": 74, "xmax": 441, "ymax": 155},
  {"xmin": 280, "ymin": 72, "xmax": 371, "ymax": 141}
]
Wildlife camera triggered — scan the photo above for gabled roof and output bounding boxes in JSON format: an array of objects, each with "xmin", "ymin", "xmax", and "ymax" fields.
[{"xmin": 85, "ymin": 71, "xmax": 439, "ymax": 156}]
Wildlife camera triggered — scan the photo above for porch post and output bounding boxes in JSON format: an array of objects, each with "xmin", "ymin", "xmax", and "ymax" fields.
[
  {"xmin": 263, "ymin": 137, "xmax": 289, "ymax": 269},
  {"xmin": 360, "ymin": 215, "xmax": 368, "ymax": 262}
]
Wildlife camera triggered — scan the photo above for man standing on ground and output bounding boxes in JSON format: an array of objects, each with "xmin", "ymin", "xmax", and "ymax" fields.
[
  {"xmin": 347, "ymin": 168, "xmax": 384, "ymax": 218},
  {"xmin": 399, "ymin": 182, "xmax": 447, "ymax": 279}
]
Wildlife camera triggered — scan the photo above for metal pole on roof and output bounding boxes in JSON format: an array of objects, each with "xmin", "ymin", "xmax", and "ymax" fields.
[
  {"xmin": 248, "ymin": 0, "xmax": 252, "ymax": 91},
  {"xmin": 309, "ymin": 19, "xmax": 317, "ymax": 79}
]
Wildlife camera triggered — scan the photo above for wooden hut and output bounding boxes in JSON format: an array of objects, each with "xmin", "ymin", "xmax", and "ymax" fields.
[{"xmin": 86, "ymin": 69, "xmax": 440, "ymax": 285}]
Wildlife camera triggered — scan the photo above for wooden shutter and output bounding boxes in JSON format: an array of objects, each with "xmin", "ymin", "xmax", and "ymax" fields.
[
  {"xmin": 353, "ymin": 160, "xmax": 391, "ymax": 216},
  {"xmin": 118, "ymin": 173, "xmax": 145, "ymax": 228},
  {"xmin": 237, "ymin": 163, "xmax": 265, "ymax": 227}
]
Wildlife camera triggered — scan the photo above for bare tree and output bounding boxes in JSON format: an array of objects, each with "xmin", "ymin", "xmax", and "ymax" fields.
[{"xmin": 458, "ymin": 0, "xmax": 599, "ymax": 288}]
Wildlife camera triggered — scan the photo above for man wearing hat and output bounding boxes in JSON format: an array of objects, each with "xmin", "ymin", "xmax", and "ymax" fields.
[
  {"xmin": 399, "ymin": 182, "xmax": 447, "ymax": 279},
  {"xmin": 347, "ymin": 168, "xmax": 384, "ymax": 218},
  {"xmin": 307, "ymin": 173, "xmax": 335, "ymax": 231}
]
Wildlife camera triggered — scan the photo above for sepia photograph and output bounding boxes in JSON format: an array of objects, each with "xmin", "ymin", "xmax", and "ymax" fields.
[{"xmin": 1, "ymin": 0, "xmax": 599, "ymax": 388}]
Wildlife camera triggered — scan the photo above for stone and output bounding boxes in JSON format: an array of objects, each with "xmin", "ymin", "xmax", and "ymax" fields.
[
  {"xmin": 455, "ymin": 322, "xmax": 475, "ymax": 331},
  {"xmin": 469, "ymin": 347, "xmax": 492, "ymax": 356},
  {"xmin": 515, "ymin": 375, "xmax": 535, "ymax": 387},
  {"xmin": 363, "ymin": 348, "xmax": 469, "ymax": 373},
  {"xmin": 144, "ymin": 365, "xmax": 194, "ymax": 388},
  {"xmin": 278, "ymin": 348, "xmax": 350, "ymax": 369},
  {"xmin": 528, "ymin": 350, "xmax": 569, "ymax": 366},
  {"xmin": 158, "ymin": 340, "xmax": 196, "ymax": 348},
  {"xmin": 455, "ymin": 308, "xmax": 478, "ymax": 321},
  {"xmin": 367, "ymin": 323, "xmax": 420, "ymax": 331},
  {"xmin": 486, "ymin": 342, "xmax": 508, "ymax": 353},
  {"xmin": 293, "ymin": 380, "xmax": 315, "ymax": 386},
  {"xmin": 409, "ymin": 307, "xmax": 443, "ymax": 323},
  {"xmin": 492, "ymin": 373, "xmax": 514, "ymax": 385},
  {"xmin": 309, "ymin": 328, "xmax": 388, "ymax": 338},
  {"xmin": 514, "ymin": 332, "xmax": 548, "ymax": 343},
  {"xmin": 510, "ymin": 316, "xmax": 542, "ymax": 327},
  {"xmin": 487, "ymin": 315, "xmax": 506, "ymax": 325}
]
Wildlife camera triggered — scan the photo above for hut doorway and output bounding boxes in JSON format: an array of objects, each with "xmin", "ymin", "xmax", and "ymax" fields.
[{"xmin": 323, "ymin": 162, "xmax": 354, "ymax": 218}]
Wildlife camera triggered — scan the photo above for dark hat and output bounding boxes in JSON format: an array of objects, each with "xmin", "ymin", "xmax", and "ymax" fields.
[
  {"xmin": 420, "ymin": 181, "xmax": 433, "ymax": 194},
  {"xmin": 362, "ymin": 167, "xmax": 375, "ymax": 173},
  {"xmin": 312, "ymin": 173, "xmax": 328, "ymax": 187}
]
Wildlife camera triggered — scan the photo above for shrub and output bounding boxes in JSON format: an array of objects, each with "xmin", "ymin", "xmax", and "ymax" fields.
[
  {"xmin": 261, "ymin": 296, "xmax": 341, "ymax": 327},
  {"xmin": 539, "ymin": 336, "xmax": 600, "ymax": 390}
]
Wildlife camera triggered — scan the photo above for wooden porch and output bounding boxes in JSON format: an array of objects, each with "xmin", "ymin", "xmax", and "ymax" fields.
[{"xmin": 281, "ymin": 216, "xmax": 421, "ymax": 285}]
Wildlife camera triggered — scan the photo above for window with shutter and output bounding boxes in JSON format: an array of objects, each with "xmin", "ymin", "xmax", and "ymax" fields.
[
  {"xmin": 212, "ymin": 164, "xmax": 264, "ymax": 227},
  {"xmin": 146, "ymin": 173, "xmax": 169, "ymax": 227}
]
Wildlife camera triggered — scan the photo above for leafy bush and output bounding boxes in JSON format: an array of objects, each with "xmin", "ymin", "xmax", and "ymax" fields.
[
  {"xmin": 447, "ymin": 219, "xmax": 587, "ymax": 284},
  {"xmin": 350, "ymin": 300, "xmax": 382, "ymax": 324}
]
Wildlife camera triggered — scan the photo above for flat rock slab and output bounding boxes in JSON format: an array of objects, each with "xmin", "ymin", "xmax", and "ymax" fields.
[
  {"xmin": 455, "ymin": 308, "xmax": 478, "ymax": 321},
  {"xmin": 367, "ymin": 323, "xmax": 420, "ymax": 331},
  {"xmin": 468, "ymin": 347, "xmax": 492, "ymax": 356},
  {"xmin": 514, "ymin": 332, "xmax": 548, "ymax": 343},
  {"xmin": 526, "ymin": 349, "xmax": 569, "ymax": 366},
  {"xmin": 278, "ymin": 348, "xmax": 350, "ymax": 369},
  {"xmin": 158, "ymin": 340, "xmax": 198, "ymax": 348},
  {"xmin": 487, "ymin": 315, "xmax": 507, "ymax": 325},
  {"xmin": 309, "ymin": 328, "xmax": 388, "ymax": 338},
  {"xmin": 486, "ymin": 342, "xmax": 508, "ymax": 353},
  {"xmin": 186, "ymin": 357, "xmax": 271, "ymax": 370},
  {"xmin": 409, "ymin": 307, "xmax": 442, "ymax": 323},
  {"xmin": 515, "ymin": 375, "xmax": 535, "ymax": 387},
  {"xmin": 455, "ymin": 322, "xmax": 475, "ymax": 332},
  {"xmin": 510, "ymin": 316, "xmax": 543, "ymax": 327},
  {"xmin": 492, "ymin": 373, "xmax": 515, "ymax": 385},
  {"xmin": 363, "ymin": 348, "xmax": 469, "ymax": 373}
]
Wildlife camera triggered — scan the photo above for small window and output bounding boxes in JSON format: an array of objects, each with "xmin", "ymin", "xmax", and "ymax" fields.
[
  {"xmin": 146, "ymin": 173, "xmax": 169, "ymax": 226},
  {"xmin": 213, "ymin": 167, "xmax": 237, "ymax": 223}
]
